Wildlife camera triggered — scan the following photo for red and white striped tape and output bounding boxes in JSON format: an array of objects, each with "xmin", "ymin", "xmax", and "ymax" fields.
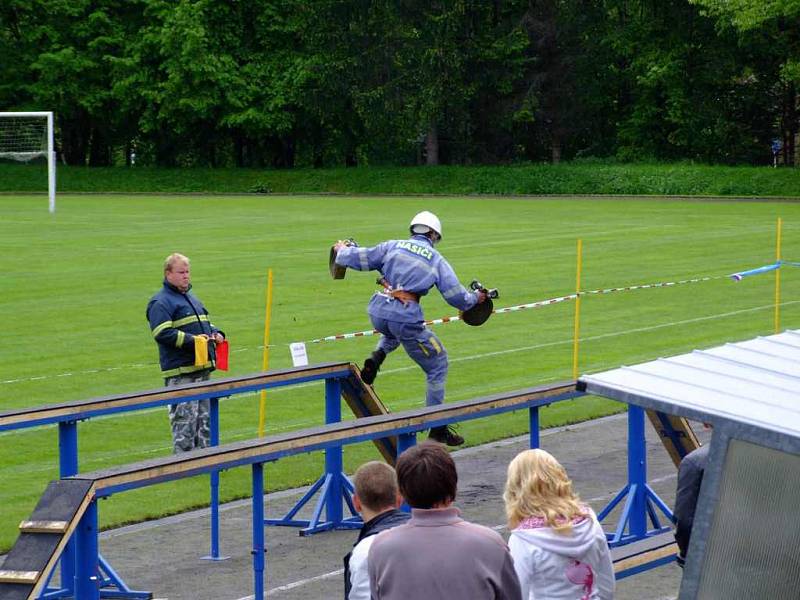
[{"xmin": 309, "ymin": 274, "xmax": 724, "ymax": 343}]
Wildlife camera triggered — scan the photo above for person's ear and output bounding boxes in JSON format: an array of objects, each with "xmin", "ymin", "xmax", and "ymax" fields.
[
  {"xmin": 353, "ymin": 494, "xmax": 363, "ymax": 513},
  {"xmin": 394, "ymin": 492, "xmax": 403, "ymax": 508}
]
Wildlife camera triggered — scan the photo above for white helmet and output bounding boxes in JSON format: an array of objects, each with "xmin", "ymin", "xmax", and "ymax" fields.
[{"xmin": 409, "ymin": 211, "xmax": 442, "ymax": 241}]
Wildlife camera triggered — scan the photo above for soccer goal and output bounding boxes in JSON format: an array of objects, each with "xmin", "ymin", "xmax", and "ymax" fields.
[{"xmin": 0, "ymin": 111, "xmax": 56, "ymax": 213}]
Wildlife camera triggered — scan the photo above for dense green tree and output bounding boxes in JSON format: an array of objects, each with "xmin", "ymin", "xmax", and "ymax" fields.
[
  {"xmin": 690, "ymin": 0, "xmax": 800, "ymax": 163},
  {"xmin": 1, "ymin": 0, "xmax": 796, "ymax": 167},
  {"xmin": 507, "ymin": 0, "xmax": 619, "ymax": 162},
  {"xmin": 596, "ymin": 0, "xmax": 782, "ymax": 164},
  {"xmin": 1, "ymin": 0, "xmax": 137, "ymax": 165}
]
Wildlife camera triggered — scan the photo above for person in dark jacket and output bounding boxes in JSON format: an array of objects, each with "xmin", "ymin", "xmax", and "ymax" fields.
[
  {"xmin": 146, "ymin": 253, "xmax": 225, "ymax": 453},
  {"xmin": 674, "ymin": 442, "xmax": 710, "ymax": 566},
  {"xmin": 344, "ymin": 461, "xmax": 410, "ymax": 600}
]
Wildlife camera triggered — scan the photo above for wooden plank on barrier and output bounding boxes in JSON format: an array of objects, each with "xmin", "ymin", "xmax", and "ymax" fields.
[
  {"xmin": 340, "ymin": 369, "xmax": 397, "ymax": 465},
  {"xmin": 0, "ymin": 479, "xmax": 95, "ymax": 600},
  {"xmin": 646, "ymin": 410, "xmax": 700, "ymax": 467},
  {"xmin": 0, "ymin": 571, "xmax": 39, "ymax": 584},
  {"xmin": 0, "ymin": 362, "xmax": 353, "ymax": 431},
  {"xmin": 612, "ymin": 530, "xmax": 677, "ymax": 578},
  {"xmin": 85, "ymin": 381, "xmax": 579, "ymax": 495},
  {"xmin": 18, "ymin": 521, "xmax": 69, "ymax": 534}
]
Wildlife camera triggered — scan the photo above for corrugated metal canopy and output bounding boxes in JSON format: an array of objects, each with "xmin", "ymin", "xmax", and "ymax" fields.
[{"xmin": 580, "ymin": 330, "xmax": 800, "ymax": 438}]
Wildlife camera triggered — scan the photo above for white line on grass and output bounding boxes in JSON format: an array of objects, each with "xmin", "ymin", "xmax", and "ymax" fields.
[
  {"xmin": 4, "ymin": 298, "xmax": 797, "ymax": 387},
  {"xmin": 3, "ymin": 299, "xmax": 797, "ymax": 449},
  {"xmin": 446, "ymin": 299, "xmax": 800, "ymax": 367}
]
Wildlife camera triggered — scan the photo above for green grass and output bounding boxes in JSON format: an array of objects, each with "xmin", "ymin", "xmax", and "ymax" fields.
[
  {"xmin": 1, "ymin": 161, "xmax": 799, "ymax": 196},
  {"xmin": 1, "ymin": 193, "xmax": 799, "ymax": 552}
]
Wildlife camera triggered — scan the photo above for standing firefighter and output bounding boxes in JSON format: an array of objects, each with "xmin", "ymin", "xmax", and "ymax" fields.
[
  {"xmin": 146, "ymin": 253, "xmax": 226, "ymax": 453},
  {"xmin": 333, "ymin": 211, "xmax": 487, "ymax": 446}
]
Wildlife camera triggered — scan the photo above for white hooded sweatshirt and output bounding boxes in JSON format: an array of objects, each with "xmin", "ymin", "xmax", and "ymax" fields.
[{"xmin": 508, "ymin": 507, "xmax": 614, "ymax": 600}]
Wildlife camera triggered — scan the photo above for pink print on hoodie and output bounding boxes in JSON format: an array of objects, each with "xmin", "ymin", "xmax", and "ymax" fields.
[{"xmin": 508, "ymin": 507, "xmax": 614, "ymax": 600}]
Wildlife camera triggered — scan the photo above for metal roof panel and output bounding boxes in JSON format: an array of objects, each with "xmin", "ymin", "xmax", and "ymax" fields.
[{"xmin": 581, "ymin": 330, "xmax": 800, "ymax": 438}]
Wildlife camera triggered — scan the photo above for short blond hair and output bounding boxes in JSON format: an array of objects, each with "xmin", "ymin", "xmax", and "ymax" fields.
[
  {"xmin": 164, "ymin": 253, "xmax": 190, "ymax": 272},
  {"xmin": 353, "ymin": 461, "xmax": 398, "ymax": 512},
  {"xmin": 503, "ymin": 448, "xmax": 585, "ymax": 532}
]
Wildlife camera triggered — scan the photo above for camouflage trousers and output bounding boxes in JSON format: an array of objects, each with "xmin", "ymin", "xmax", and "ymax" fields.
[{"xmin": 165, "ymin": 370, "xmax": 211, "ymax": 454}]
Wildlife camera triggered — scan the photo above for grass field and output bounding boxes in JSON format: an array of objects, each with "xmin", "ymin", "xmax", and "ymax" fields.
[{"xmin": 1, "ymin": 193, "xmax": 799, "ymax": 552}]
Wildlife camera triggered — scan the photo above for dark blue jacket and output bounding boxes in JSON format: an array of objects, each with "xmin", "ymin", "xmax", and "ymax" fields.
[
  {"xmin": 343, "ymin": 509, "xmax": 411, "ymax": 598},
  {"xmin": 146, "ymin": 280, "xmax": 224, "ymax": 377},
  {"xmin": 674, "ymin": 444, "xmax": 709, "ymax": 565}
]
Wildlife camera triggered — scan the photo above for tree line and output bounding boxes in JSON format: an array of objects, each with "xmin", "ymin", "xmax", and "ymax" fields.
[{"xmin": 1, "ymin": 0, "xmax": 797, "ymax": 168}]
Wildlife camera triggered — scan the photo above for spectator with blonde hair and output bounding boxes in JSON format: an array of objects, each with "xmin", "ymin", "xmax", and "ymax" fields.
[{"xmin": 503, "ymin": 449, "xmax": 614, "ymax": 600}]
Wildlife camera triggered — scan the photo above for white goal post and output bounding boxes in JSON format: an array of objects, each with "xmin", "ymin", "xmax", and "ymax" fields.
[{"xmin": 0, "ymin": 111, "xmax": 56, "ymax": 213}]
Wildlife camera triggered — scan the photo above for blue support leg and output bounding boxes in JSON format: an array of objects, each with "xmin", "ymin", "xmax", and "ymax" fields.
[
  {"xmin": 598, "ymin": 484, "xmax": 630, "ymax": 522},
  {"xmin": 396, "ymin": 433, "xmax": 416, "ymax": 513},
  {"xmin": 628, "ymin": 406, "xmax": 648, "ymax": 539},
  {"xmin": 55, "ymin": 421, "xmax": 78, "ymax": 597},
  {"xmin": 341, "ymin": 474, "xmax": 357, "ymax": 517},
  {"xmin": 529, "ymin": 406, "xmax": 540, "ymax": 449},
  {"xmin": 94, "ymin": 557, "xmax": 152, "ymax": 599},
  {"xmin": 263, "ymin": 377, "xmax": 361, "ymax": 535},
  {"xmin": 302, "ymin": 475, "xmax": 335, "ymax": 535},
  {"xmin": 74, "ymin": 499, "xmax": 100, "ymax": 600},
  {"xmin": 397, "ymin": 432, "xmax": 416, "ymax": 457},
  {"xmin": 202, "ymin": 397, "xmax": 229, "ymax": 561},
  {"xmin": 252, "ymin": 462, "xmax": 265, "ymax": 600},
  {"xmin": 324, "ymin": 379, "xmax": 344, "ymax": 526},
  {"xmin": 600, "ymin": 405, "xmax": 673, "ymax": 547},
  {"xmin": 611, "ymin": 484, "xmax": 638, "ymax": 544},
  {"xmin": 645, "ymin": 484, "xmax": 674, "ymax": 522},
  {"xmin": 645, "ymin": 493, "xmax": 662, "ymax": 530}
]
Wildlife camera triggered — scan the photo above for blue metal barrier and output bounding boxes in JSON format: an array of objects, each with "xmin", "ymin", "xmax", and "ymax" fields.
[
  {"xmin": 60, "ymin": 382, "xmax": 579, "ymax": 600},
  {"xmin": 5, "ymin": 370, "xmax": 676, "ymax": 599},
  {"xmin": 0, "ymin": 362, "xmax": 354, "ymax": 599}
]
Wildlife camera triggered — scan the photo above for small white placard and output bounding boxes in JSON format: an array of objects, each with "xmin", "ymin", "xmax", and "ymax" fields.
[{"xmin": 290, "ymin": 342, "xmax": 309, "ymax": 367}]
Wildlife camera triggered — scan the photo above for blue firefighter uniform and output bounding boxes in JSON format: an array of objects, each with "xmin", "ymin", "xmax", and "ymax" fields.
[{"xmin": 335, "ymin": 234, "xmax": 479, "ymax": 406}]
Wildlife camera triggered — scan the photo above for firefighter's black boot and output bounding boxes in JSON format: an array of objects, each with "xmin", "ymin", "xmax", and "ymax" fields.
[
  {"xmin": 361, "ymin": 349, "xmax": 386, "ymax": 385},
  {"xmin": 428, "ymin": 425, "xmax": 465, "ymax": 447}
]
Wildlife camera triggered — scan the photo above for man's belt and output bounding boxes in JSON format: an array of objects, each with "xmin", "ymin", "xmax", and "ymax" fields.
[
  {"xmin": 377, "ymin": 278, "xmax": 420, "ymax": 304},
  {"xmin": 388, "ymin": 289, "xmax": 420, "ymax": 304}
]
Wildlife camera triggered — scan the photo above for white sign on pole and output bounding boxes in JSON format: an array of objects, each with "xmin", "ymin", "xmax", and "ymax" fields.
[{"xmin": 290, "ymin": 342, "xmax": 309, "ymax": 367}]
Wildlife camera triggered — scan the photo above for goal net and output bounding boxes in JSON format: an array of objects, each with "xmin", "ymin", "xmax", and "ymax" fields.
[{"xmin": 0, "ymin": 112, "xmax": 56, "ymax": 213}]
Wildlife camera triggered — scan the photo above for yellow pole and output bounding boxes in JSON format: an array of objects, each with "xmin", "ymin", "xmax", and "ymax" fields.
[
  {"xmin": 572, "ymin": 239, "xmax": 583, "ymax": 380},
  {"xmin": 775, "ymin": 218, "xmax": 782, "ymax": 334},
  {"xmin": 258, "ymin": 269, "xmax": 274, "ymax": 437}
]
